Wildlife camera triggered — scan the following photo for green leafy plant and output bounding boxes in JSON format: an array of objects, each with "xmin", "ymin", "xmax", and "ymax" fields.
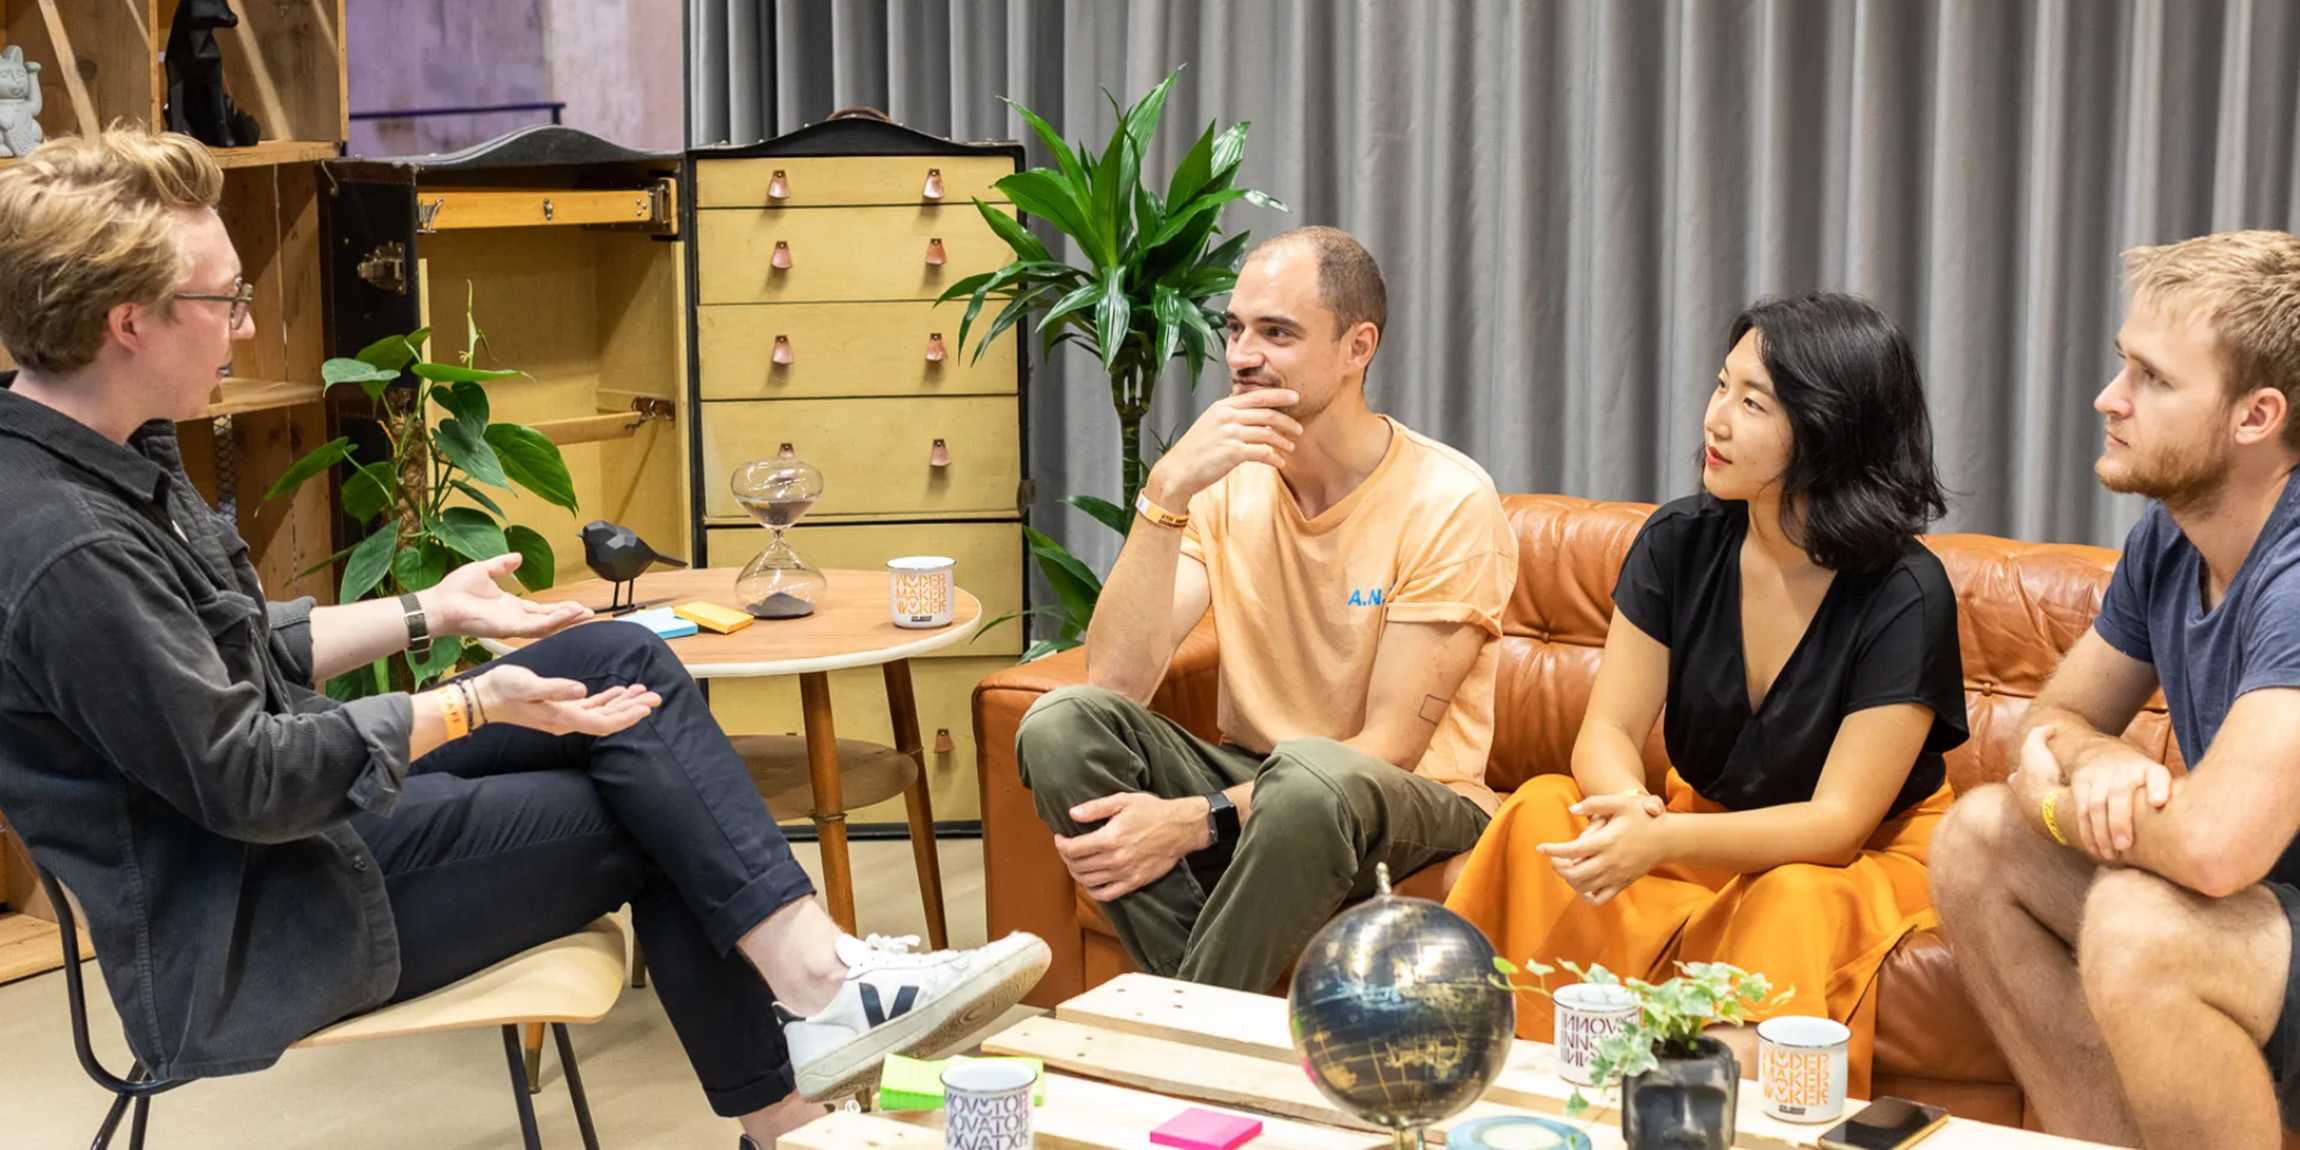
[
  {"xmin": 939, "ymin": 67, "xmax": 1287, "ymax": 659},
  {"xmin": 1494, "ymin": 957, "xmax": 1787, "ymax": 1118},
  {"xmin": 266, "ymin": 296, "xmax": 578, "ymax": 694}
]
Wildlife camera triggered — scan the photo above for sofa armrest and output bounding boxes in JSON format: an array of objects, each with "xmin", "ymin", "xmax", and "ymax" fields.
[{"xmin": 972, "ymin": 623, "xmax": 1219, "ymax": 1006}]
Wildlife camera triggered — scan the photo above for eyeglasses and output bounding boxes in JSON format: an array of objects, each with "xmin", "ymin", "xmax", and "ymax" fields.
[{"xmin": 172, "ymin": 277, "xmax": 255, "ymax": 330}]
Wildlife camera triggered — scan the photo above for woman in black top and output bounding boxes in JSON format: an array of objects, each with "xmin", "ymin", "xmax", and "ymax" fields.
[{"xmin": 1446, "ymin": 293, "xmax": 1966, "ymax": 1094}]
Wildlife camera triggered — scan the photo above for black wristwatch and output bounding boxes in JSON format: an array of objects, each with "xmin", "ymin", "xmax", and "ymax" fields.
[
  {"xmin": 1203, "ymin": 790, "xmax": 1240, "ymax": 854},
  {"xmin": 400, "ymin": 592, "xmax": 432, "ymax": 658}
]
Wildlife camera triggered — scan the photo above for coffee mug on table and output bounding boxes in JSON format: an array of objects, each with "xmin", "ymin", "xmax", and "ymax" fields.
[
  {"xmin": 941, "ymin": 1058, "xmax": 1036, "ymax": 1149},
  {"xmin": 1552, "ymin": 982, "xmax": 1638, "ymax": 1087},
  {"xmin": 1757, "ymin": 1014, "xmax": 1851, "ymax": 1123},
  {"xmin": 888, "ymin": 556, "xmax": 956, "ymax": 628}
]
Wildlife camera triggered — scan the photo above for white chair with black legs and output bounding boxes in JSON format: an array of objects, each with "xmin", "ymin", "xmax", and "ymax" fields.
[{"xmin": 39, "ymin": 865, "xmax": 628, "ymax": 1150}]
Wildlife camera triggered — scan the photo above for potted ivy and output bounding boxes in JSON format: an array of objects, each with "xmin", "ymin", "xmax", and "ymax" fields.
[{"xmin": 1496, "ymin": 958, "xmax": 1785, "ymax": 1150}]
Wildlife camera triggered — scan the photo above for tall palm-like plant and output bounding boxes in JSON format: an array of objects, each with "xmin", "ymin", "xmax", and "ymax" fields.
[{"xmin": 941, "ymin": 68, "xmax": 1286, "ymax": 657}]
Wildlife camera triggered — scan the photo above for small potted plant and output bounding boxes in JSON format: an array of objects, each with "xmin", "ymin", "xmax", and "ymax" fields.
[{"xmin": 1496, "ymin": 957, "xmax": 1785, "ymax": 1150}]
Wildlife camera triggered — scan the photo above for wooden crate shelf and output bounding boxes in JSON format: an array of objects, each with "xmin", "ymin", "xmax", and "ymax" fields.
[{"xmin": 208, "ymin": 377, "xmax": 323, "ymax": 418}]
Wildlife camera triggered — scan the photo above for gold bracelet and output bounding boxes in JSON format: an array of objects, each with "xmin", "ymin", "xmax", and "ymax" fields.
[
  {"xmin": 2041, "ymin": 788, "xmax": 2071, "ymax": 847},
  {"xmin": 1134, "ymin": 491, "xmax": 1191, "ymax": 530},
  {"xmin": 437, "ymin": 687, "xmax": 470, "ymax": 740}
]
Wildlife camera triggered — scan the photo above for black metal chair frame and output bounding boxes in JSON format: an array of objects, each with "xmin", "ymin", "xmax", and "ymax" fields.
[{"xmin": 36, "ymin": 865, "xmax": 604, "ymax": 1150}]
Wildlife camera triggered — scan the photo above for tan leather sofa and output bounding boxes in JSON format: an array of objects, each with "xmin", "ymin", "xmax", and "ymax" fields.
[{"xmin": 974, "ymin": 493, "xmax": 2180, "ymax": 1127}]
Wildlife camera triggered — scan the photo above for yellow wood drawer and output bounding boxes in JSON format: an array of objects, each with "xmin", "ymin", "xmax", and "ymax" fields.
[
  {"xmin": 696, "ymin": 156, "xmax": 1014, "ymax": 208},
  {"xmin": 697, "ymin": 302, "xmax": 1017, "ymax": 400},
  {"xmin": 700, "ymin": 396, "xmax": 1020, "ymax": 520},
  {"xmin": 708, "ymin": 654, "xmax": 1017, "ymax": 823},
  {"xmin": 695, "ymin": 205, "xmax": 1017, "ymax": 304},
  {"xmin": 705, "ymin": 522, "xmax": 1023, "ymax": 656}
]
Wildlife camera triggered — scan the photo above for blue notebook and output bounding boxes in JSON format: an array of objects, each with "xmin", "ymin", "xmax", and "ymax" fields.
[{"xmin": 616, "ymin": 606, "xmax": 698, "ymax": 639}]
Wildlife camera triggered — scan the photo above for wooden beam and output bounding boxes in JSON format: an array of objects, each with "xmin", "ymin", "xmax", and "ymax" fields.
[
  {"xmin": 33, "ymin": 0, "xmax": 100, "ymax": 136},
  {"xmin": 416, "ymin": 185, "xmax": 672, "ymax": 233}
]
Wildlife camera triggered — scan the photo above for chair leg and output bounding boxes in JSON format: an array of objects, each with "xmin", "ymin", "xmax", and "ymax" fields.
[
  {"xmin": 88, "ymin": 1092, "xmax": 132, "ymax": 1150},
  {"xmin": 126, "ymin": 1096, "xmax": 150, "ymax": 1150},
  {"xmin": 553, "ymin": 1023, "xmax": 602, "ymax": 1150},
  {"xmin": 630, "ymin": 940, "xmax": 647, "ymax": 989},
  {"xmin": 522, "ymin": 1021, "xmax": 546, "ymax": 1092},
  {"xmin": 501, "ymin": 1025, "xmax": 544, "ymax": 1150}
]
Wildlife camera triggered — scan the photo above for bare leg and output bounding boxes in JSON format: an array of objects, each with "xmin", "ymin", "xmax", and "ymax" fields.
[
  {"xmin": 737, "ymin": 1091, "xmax": 829, "ymax": 1146},
  {"xmin": 2080, "ymin": 871, "xmax": 2290, "ymax": 1149},
  {"xmin": 735, "ymin": 896, "xmax": 848, "ymax": 1015},
  {"xmin": 1930, "ymin": 784, "xmax": 2138, "ymax": 1143}
]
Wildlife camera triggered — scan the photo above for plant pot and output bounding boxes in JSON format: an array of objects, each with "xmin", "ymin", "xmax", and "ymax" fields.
[{"xmin": 1620, "ymin": 1035, "xmax": 1738, "ymax": 1150}]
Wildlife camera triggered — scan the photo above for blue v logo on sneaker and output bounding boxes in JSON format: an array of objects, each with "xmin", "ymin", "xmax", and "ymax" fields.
[{"xmin": 860, "ymin": 982, "xmax": 920, "ymax": 1027}]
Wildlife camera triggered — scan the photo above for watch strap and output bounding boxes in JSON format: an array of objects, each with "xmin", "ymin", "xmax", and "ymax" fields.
[{"xmin": 400, "ymin": 592, "xmax": 433, "ymax": 657}]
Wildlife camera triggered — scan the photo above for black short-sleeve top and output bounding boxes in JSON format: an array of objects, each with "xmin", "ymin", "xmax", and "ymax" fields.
[{"xmin": 1611, "ymin": 494, "xmax": 1968, "ymax": 820}]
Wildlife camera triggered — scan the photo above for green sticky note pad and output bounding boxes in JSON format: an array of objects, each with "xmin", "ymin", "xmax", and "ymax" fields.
[{"xmin": 876, "ymin": 1054, "xmax": 1046, "ymax": 1111}]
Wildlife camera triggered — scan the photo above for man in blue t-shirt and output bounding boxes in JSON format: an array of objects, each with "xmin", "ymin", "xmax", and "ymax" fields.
[{"xmin": 1932, "ymin": 229, "xmax": 2300, "ymax": 1147}]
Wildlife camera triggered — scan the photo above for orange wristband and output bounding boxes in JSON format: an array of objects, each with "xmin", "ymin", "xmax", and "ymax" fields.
[{"xmin": 437, "ymin": 688, "xmax": 470, "ymax": 740}]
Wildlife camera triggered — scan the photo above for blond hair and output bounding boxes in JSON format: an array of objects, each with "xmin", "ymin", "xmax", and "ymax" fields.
[
  {"xmin": 0, "ymin": 126, "xmax": 222, "ymax": 373},
  {"xmin": 2123, "ymin": 229, "xmax": 2300, "ymax": 449}
]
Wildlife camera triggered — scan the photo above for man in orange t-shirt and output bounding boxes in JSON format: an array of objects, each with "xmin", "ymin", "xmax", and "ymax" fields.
[{"xmin": 1014, "ymin": 227, "xmax": 1518, "ymax": 991}]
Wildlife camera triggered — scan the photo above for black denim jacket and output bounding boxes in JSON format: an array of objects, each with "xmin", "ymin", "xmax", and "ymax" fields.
[{"xmin": 0, "ymin": 381, "xmax": 414, "ymax": 1080}]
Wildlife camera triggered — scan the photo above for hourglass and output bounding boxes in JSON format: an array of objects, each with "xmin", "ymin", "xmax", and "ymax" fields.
[{"xmin": 732, "ymin": 445, "xmax": 828, "ymax": 618}]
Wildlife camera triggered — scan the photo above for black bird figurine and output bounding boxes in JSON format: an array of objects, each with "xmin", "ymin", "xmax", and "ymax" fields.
[{"xmin": 580, "ymin": 521, "xmax": 688, "ymax": 615}]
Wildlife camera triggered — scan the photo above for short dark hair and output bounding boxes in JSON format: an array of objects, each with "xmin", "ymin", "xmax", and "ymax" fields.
[
  {"xmin": 1257, "ymin": 226, "xmax": 1386, "ymax": 339},
  {"xmin": 1726, "ymin": 293, "xmax": 1949, "ymax": 572}
]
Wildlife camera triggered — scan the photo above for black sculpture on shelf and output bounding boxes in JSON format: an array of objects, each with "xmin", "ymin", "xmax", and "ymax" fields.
[
  {"xmin": 164, "ymin": 0, "xmax": 262, "ymax": 148},
  {"xmin": 580, "ymin": 521, "xmax": 687, "ymax": 615}
]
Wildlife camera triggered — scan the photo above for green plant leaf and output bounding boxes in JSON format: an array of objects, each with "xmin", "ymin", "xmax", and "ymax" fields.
[
  {"xmin": 405, "ymin": 634, "xmax": 462, "ymax": 685},
  {"xmin": 1093, "ymin": 271, "xmax": 1130, "ymax": 374},
  {"xmin": 342, "ymin": 461, "xmax": 397, "ymax": 523},
  {"xmin": 1023, "ymin": 524, "xmax": 1101, "ymax": 632},
  {"xmin": 391, "ymin": 538, "xmax": 450, "ymax": 592},
  {"xmin": 448, "ymin": 478, "xmax": 508, "ymax": 518},
  {"xmin": 412, "ymin": 361, "xmax": 520, "ymax": 384},
  {"xmin": 483, "ymin": 423, "xmax": 577, "ymax": 511},
  {"xmin": 1165, "ymin": 120, "xmax": 1219, "ymax": 209},
  {"xmin": 1242, "ymin": 188, "xmax": 1290, "ymax": 212},
  {"xmin": 1088, "ymin": 125, "xmax": 1130, "ymax": 265},
  {"xmin": 1001, "ymin": 97, "xmax": 1089, "ymax": 192},
  {"xmin": 355, "ymin": 333, "xmax": 418, "ymax": 372},
  {"xmin": 433, "ymin": 379, "xmax": 490, "ymax": 428},
  {"xmin": 977, "ymin": 200, "xmax": 1051, "ymax": 264},
  {"xmin": 340, "ymin": 528, "xmax": 398, "ymax": 602},
  {"xmin": 322, "ymin": 358, "xmax": 399, "ymax": 403},
  {"xmin": 1200, "ymin": 227, "xmax": 1255, "ymax": 274},
  {"xmin": 1065, "ymin": 494, "xmax": 1132, "ymax": 537},
  {"xmin": 973, "ymin": 285, "xmax": 1056, "ymax": 366},
  {"xmin": 996, "ymin": 169, "xmax": 1097, "ymax": 256},
  {"xmin": 435, "ymin": 416, "xmax": 508, "ymax": 487},
  {"xmin": 503, "ymin": 525, "xmax": 556, "ymax": 591},
  {"xmin": 1118, "ymin": 69, "xmax": 1177, "ymax": 169},
  {"xmin": 261, "ymin": 436, "xmax": 352, "ymax": 502},
  {"xmin": 1143, "ymin": 187, "xmax": 1249, "ymax": 251},
  {"xmin": 433, "ymin": 507, "xmax": 510, "ymax": 561},
  {"xmin": 1209, "ymin": 121, "xmax": 1251, "ymax": 181},
  {"xmin": 1152, "ymin": 286, "xmax": 1193, "ymax": 368},
  {"xmin": 1021, "ymin": 636, "xmax": 1083, "ymax": 662},
  {"xmin": 1036, "ymin": 281, "xmax": 1104, "ymax": 336},
  {"xmin": 934, "ymin": 268, "xmax": 999, "ymax": 306}
]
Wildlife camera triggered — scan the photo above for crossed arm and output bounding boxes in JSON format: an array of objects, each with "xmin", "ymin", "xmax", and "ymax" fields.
[
  {"xmin": 1542, "ymin": 610, "xmax": 1940, "ymax": 905},
  {"xmin": 2015, "ymin": 630, "xmax": 2300, "ymax": 897}
]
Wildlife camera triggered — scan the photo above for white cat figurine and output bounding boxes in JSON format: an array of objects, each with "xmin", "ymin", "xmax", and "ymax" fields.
[{"xmin": 0, "ymin": 45, "xmax": 45, "ymax": 158}]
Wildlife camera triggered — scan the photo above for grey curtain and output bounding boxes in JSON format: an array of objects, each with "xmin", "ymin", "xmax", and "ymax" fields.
[{"xmin": 690, "ymin": 0, "xmax": 2300, "ymax": 576}]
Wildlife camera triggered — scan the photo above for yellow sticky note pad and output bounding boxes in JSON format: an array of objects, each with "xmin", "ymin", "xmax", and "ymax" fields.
[{"xmin": 672, "ymin": 601, "xmax": 754, "ymax": 634}]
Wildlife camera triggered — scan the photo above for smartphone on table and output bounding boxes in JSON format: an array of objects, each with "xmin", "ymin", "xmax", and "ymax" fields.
[{"xmin": 1816, "ymin": 1097, "xmax": 1951, "ymax": 1150}]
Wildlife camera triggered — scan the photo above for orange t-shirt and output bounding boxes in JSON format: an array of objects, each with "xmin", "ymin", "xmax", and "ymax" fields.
[{"xmin": 1180, "ymin": 416, "xmax": 1517, "ymax": 812}]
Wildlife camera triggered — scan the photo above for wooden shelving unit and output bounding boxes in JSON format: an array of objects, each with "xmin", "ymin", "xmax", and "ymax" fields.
[{"xmin": 0, "ymin": 0, "xmax": 346, "ymax": 985}]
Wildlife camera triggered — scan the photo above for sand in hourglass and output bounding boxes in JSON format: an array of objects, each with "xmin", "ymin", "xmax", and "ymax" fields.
[{"xmin": 736, "ymin": 494, "xmax": 821, "ymax": 617}]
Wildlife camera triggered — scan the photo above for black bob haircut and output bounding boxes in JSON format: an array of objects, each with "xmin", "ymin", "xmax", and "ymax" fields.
[{"xmin": 1725, "ymin": 292, "xmax": 1949, "ymax": 573}]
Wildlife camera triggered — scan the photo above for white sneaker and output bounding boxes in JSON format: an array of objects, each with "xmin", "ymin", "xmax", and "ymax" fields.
[{"xmin": 784, "ymin": 931, "xmax": 1051, "ymax": 1101}]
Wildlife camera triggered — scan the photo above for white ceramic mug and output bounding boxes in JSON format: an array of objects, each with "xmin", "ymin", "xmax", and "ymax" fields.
[
  {"xmin": 942, "ymin": 1059, "xmax": 1036, "ymax": 1149},
  {"xmin": 888, "ymin": 556, "xmax": 956, "ymax": 628},
  {"xmin": 1552, "ymin": 982, "xmax": 1639, "ymax": 1086},
  {"xmin": 1757, "ymin": 1015, "xmax": 1851, "ymax": 1123}
]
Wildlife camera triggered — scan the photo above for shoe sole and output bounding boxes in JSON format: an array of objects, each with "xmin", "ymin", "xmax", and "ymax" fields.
[{"xmin": 795, "ymin": 936, "xmax": 1053, "ymax": 1102}]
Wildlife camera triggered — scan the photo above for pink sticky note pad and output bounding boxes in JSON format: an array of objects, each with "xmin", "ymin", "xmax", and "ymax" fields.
[{"xmin": 1150, "ymin": 1108, "xmax": 1262, "ymax": 1150}]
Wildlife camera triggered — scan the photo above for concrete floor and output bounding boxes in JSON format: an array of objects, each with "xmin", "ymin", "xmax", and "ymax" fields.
[{"xmin": 0, "ymin": 837, "xmax": 1004, "ymax": 1149}]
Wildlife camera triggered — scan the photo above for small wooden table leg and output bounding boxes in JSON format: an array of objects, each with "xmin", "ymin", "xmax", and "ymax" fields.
[
  {"xmin": 799, "ymin": 672, "xmax": 857, "ymax": 934},
  {"xmin": 884, "ymin": 659, "xmax": 949, "ymax": 949}
]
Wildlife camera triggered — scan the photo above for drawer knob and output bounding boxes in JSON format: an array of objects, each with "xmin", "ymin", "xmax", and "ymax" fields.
[
  {"xmin": 772, "ymin": 335, "xmax": 793, "ymax": 366},
  {"xmin": 770, "ymin": 241, "xmax": 792, "ymax": 270},
  {"xmin": 924, "ymin": 237, "xmax": 947, "ymax": 267},
  {"xmin": 925, "ymin": 332, "xmax": 947, "ymax": 363},
  {"xmin": 778, "ymin": 442, "xmax": 796, "ymax": 458},
  {"xmin": 922, "ymin": 167, "xmax": 944, "ymax": 201},
  {"xmin": 767, "ymin": 169, "xmax": 790, "ymax": 200},
  {"xmin": 929, "ymin": 438, "xmax": 951, "ymax": 468},
  {"xmin": 934, "ymin": 728, "xmax": 954, "ymax": 754}
]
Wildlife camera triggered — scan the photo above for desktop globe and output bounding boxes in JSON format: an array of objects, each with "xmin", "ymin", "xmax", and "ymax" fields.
[{"xmin": 1288, "ymin": 864, "xmax": 1516, "ymax": 1149}]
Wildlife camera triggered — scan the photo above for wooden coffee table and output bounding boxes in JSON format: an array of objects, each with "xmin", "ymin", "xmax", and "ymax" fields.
[
  {"xmin": 782, "ymin": 974, "xmax": 2114, "ymax": 1149},
  {"xmin": 486, "ymin": 566, "xmax": 981, "ymax": 949}
]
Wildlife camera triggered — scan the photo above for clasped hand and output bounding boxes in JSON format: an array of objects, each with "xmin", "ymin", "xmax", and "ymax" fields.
[
  {"xmin": 2019, "ymin": 725, "xmax": 2171, "ymax": 862},
  {"xmin": 1052, "ymin": 792, "xmax": 1209, "ymax": 903},
  {"xmin": 1537, "ymin": 790, "xmax": 1668, "ymax": 907}
]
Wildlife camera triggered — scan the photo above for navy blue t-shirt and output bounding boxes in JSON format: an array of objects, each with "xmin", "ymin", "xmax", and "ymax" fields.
[{"xmin": 2093, "ymin": 473, "xmax": 2300, "ymax": 887}]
